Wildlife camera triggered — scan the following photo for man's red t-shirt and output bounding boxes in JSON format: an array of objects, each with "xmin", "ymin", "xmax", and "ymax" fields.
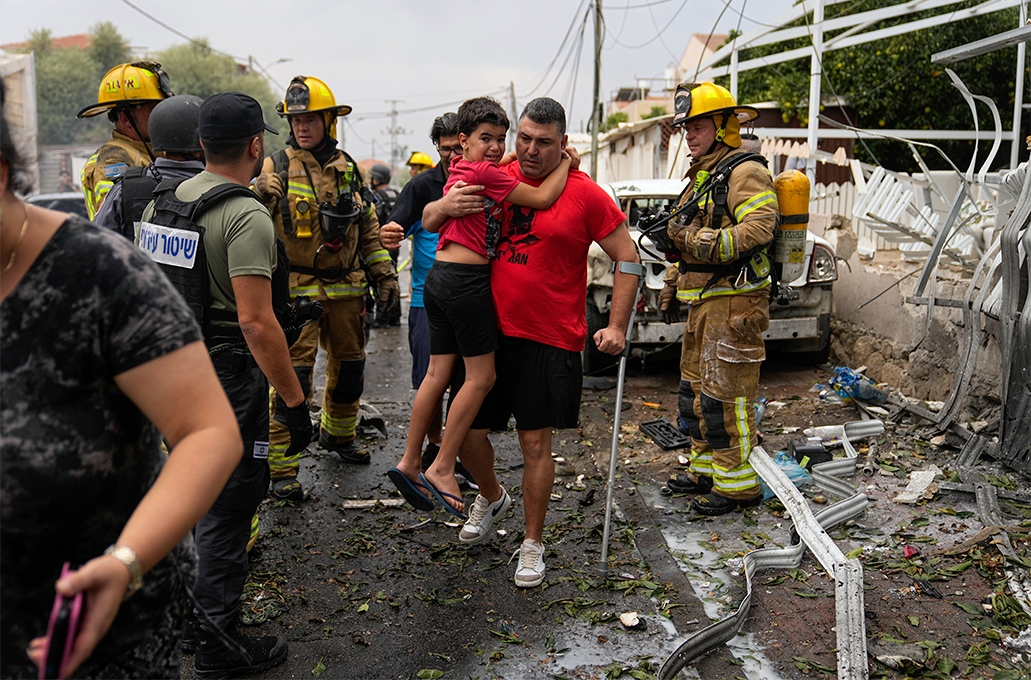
[
  {"xmin": 491, "ymin": 164, "xmax": 626, "ymax": 352},
  {"xmin": 438, "ymin": 158, "xmax": 519, "ymax": 258}
]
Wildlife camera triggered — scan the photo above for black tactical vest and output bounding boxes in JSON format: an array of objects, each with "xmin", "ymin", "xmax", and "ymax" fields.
[
  {"xmin": 140, "ymin": 178, "xmax": 294, "ymax": 346},
  {"xmin": 118, "ymin": 165, "xmax": 162, "ymax": 242}
]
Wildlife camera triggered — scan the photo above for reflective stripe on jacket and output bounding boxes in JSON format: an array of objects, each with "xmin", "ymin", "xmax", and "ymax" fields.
[
  {"xmin": 81, "ymin": 132, "xmax": 151, "ymax": 220},
  {"xmin": 669, "ymin": 147, "xmax": 778, "ymax": 303},
  {"xmin": 261, "ymin": 148, "xmax": 394, "ymax": 301}
]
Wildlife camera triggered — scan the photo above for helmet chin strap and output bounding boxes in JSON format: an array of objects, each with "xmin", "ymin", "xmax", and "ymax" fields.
[
  {"xmin": 704, "ymin": 112, "xmax": 728, "ymax": 157},
  {"xmin": 123, "ymin": 106, "xmax": 156, "ymax": 162}
]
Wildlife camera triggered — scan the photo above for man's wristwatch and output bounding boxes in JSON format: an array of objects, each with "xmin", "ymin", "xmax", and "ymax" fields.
[{"xmin": 104, "ymin": 544, "xmax": 143, "ymax": 600}]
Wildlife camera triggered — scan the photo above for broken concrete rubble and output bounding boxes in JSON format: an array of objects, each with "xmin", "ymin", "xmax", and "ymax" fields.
[{"xmin": 894, "ymin": 464, "xmax": 944, "ymax": 504}]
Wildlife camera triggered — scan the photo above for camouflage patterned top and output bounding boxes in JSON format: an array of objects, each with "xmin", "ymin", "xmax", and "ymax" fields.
[{"xmin": 1, "ymin": 215, "xmax": 202, "ymax": 678}]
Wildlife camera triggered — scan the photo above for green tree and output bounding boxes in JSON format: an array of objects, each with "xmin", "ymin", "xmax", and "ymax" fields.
[
  {"xmin": 602, "ymin": 111, "xmax": 628, "ymax": 132},
  {"xmin": 25, "ymin": 28, "xmax": 53, "ymax": 55},
  {"xmin": 156, "ymin": 40, "xmax": 285, "ymax": 152},
  {"xmin": 641, "ymin": 106, "xmax": 668, "ymax": 120},
  {"xmin": 10, "ymin": 27, "xmax": 112, "ymax": 146},
  {"xmin": 32, "ymin": 46, "xmax": 108, "ymax": 145},
  {"xmin": 725, "ymin": 0, "xmax": 1022, "ymax": 171},
  {"xmin": 87, "ymin": 21, "xmax": 130, "ymax": 72}
]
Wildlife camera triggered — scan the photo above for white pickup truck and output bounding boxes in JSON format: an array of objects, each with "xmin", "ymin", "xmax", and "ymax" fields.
[{"xmin": 585, "ymin": 179, "xmax": 837, "ymax": 374}]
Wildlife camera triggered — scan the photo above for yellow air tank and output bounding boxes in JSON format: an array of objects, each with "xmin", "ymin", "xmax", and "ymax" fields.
[{"xmin": 773, "ymin": 170, "xmax": 810, "ymax": 282}]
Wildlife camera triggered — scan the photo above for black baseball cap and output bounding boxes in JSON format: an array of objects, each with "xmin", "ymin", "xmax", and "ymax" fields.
[{"xmin": 199, "ymin": 92, "xmax": 278, "ymax": 141}]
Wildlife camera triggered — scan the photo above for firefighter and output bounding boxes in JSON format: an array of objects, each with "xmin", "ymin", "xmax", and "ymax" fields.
[
  {"xmin": 253, "ymin": 76, "xmax": 399, "ymax": 500},
  {"xmin": 661, "ymin": 82, "xmax": 778, "ymax": 516},
  {"xmin": 76, "ymin": 61, "xmax": 172, "ymax": 219},
  {"xmin": 406, "ymin": 151, "xmax": 434, "ymax": 178}
]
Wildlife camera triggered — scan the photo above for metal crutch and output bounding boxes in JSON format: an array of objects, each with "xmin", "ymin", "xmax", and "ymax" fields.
[{"xmin": 600, "ymin": 260, "xmax": 646, "ymax": 576}]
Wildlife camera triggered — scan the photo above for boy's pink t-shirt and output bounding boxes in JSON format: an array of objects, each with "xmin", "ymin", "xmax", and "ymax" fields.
[{"xmin": 438, "ymin": 157, "xmax": 520, "ymax": 258}]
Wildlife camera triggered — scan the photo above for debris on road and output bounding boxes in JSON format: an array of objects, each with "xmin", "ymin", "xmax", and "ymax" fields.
[{"xmin": 894, "ymin": 464, "xmax": 943, "ymax": 504}]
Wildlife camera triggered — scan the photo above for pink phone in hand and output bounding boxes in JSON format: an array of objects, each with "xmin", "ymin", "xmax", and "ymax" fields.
[{"xmin": 40, "ymin": 563, "xmax": 83, "ymax": 680}]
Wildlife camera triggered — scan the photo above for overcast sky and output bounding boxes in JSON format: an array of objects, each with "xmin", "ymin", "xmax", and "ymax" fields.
[{"xmin": 1, "ymin": 0, "xmax": 793, "ymax": 164}]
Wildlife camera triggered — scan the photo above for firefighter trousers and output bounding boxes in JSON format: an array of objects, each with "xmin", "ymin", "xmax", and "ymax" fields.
[
  {"xmin": 677, "ymin": 294, "xmax": 768, "ymax": 500},
  {"xmin": 269, "ymin": 296, "xmax": 367, "ymax": 479}
]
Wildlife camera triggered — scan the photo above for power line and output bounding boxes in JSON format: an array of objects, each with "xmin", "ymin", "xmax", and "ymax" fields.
[
  {"xmin": 604, "ymin": 0, "xmax": 690, "ymax": 50},
  {"xmin": 344, "ymin": 118, "xmax": 370, "ymax": 145},
  {"xmin": 349, "ymin": 88, "xmax": 507, "ymax": 122},
  {"xmin": 543, "ymin": 9, "xmax": 590, "ymax": 100},
  {"xmin": 518, "ymin": 0, "xmax": 592, "ymax": 97},
  {"xmin": 607, "ymin": 0, "xmax": 677, "ymax": 7},
  {"xmin": 562, "ymin": 13, "xmax": 590, "ymax": 116},
  {"xmin": 119, "ymin": 0, "xmax": 289, "ymax": 93},
  {"xmin": 646, "ymin": 0, "xmax": 684, "ymax": 63},
  {"xmin": 248, "ymin": 58, "xmax": 285, "ymax": 91},
  {"xmin": 118, "ymin": 0, "xmax": 238, "ymax": 61},
  {"xmin": 693, "ymin": 0, "xmax": 735, "ymax": 81}
]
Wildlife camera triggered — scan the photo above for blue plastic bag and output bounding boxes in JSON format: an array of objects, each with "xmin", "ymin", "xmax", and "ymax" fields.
[
  {"xmin": 827, "ymin": 366, "xmax": 888, "ymax": 404},
  {"xmin": 758, "ymin": 451, "xmax": 813, "ymax": 500}
]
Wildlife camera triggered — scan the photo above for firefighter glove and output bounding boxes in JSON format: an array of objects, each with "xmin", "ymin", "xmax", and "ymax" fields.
[
  {"xmin": 659, "ymin": 281, "xmax": 680, "ymax": 324},
  {"xmin": 282, "ymin": 399, "xmax": 314, "ymax": 457},
  {"xmin": 254, "ymin": 172, "xmax": 285, "ymax": 203},
  {"xmin": 377, "ymin": 277, "xmax": 400, "ymax": 317},
  {"xmin": 688, "ymin": 226, "xmax": 737, "ymax": 263}
]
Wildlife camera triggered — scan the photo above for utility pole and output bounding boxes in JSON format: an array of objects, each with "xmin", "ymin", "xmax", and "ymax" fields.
[
  {"xmin": 805, "ymin": 0, "xmax": 823, "ymax": 191},
  {"xmin": 383, "ymin": 100, "xmax": 409, "ymax": 176},
  {"xmin": 590, "ymin": 0, "xmax": 602, "ymax": 180},
  {"xmin": 508, "ymin": 81, "xmax": 518, "ymax": 151}
]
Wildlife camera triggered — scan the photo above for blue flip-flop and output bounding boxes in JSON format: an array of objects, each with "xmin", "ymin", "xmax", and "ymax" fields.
[
  {"xmin": 418, "ymin": 473, "xmax": 468, "ymax": 521},
  {"xmin": 387, "ymin": 468, "xmax": 434, "ymax": 511}
]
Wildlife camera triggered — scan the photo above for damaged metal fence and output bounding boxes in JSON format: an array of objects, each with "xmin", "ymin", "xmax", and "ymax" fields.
[{"xmin": 659, "ymin": 422, "xmax": 881, "ymax": 680}]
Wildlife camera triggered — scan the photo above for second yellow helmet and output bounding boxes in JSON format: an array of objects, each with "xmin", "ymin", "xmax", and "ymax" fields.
[
  {"xmin": 671, "ymin": 82, "xmax": 759, "ymax": 148},
  {"xmin": 77, "ymin": 61, "xmax": 173, "ymax": 119},
  {"xmin": 276, "ymin": 75, "xmax": 351, "ymax": 140},
  {"xmin": 406, "ymin": 151, "xmax": 434, "ymax": 169}
]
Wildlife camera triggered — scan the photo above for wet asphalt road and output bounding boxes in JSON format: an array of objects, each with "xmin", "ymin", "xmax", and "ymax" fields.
[
  {"xmin": 176, "ymin": 318, "xmax": 1031, "ymax": 680},
  {"xmin": 179, "ymin": 318, "xmax": 737, "ymax": 680}
]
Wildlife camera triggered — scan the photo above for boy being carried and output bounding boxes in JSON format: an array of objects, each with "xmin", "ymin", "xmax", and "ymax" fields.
[{"xmin": 388, "ymin": 97, "xmax": 571, "ymax": 517}]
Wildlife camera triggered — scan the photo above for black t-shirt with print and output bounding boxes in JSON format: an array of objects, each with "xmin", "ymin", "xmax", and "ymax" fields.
[{"xmin": 1, "ymin": 215, "xmax": 202, "ymax": 678}]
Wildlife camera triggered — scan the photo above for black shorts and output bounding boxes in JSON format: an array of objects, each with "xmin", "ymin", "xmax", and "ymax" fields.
[
  {"xmin": 472, "ymin": 333, "xmax": 582, "ymax": 431},
  {"xmin": 424, "ymin": 261, "xmax": 498, "ymax": 357}
]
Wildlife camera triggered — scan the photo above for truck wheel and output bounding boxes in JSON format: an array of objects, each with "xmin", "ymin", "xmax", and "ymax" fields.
[{"xmin": 583, "ymin": 300, "xmax": 618, "ymax": 375}]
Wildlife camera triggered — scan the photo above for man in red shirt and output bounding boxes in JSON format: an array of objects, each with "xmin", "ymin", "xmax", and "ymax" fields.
[{"xmin": 427, "ymin": 97, "xmax": 639, "ymax": 587}]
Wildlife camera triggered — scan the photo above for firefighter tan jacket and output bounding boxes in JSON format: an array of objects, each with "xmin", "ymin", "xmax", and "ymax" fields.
[
  {"xmin": 81, "ymin": 131, "xmax": 152, "ymax": 220},
  {"xmin": 261, "ymin": 147, "xmax": 394, "ymax": 301},
  {"xmin": 668, "ymin": 146, "xmax": 778, "ymax": 303}
]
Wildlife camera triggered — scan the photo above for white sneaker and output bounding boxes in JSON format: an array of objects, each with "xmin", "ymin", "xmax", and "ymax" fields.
[
  {"xmin": 459, "ymin": 488, "xmax": 510, "ymax": 545},
  {"xmin": 513, "ymin": 538, "xmax": 545, "ymax": 588}
]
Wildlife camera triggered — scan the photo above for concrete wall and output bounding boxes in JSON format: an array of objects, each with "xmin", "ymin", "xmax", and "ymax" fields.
[
  {"xmin": 811, "ymin": 214, "xmax": 1003, "ymax": 417},
  {"xmin": 0, "ymin": 51, "xmax": 39, "ymax": 193}
]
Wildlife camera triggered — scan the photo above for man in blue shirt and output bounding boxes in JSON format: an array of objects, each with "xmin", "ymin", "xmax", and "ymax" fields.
[{"xmin": 379, "ymin": 112, "xmax": 461, "ymax": 466}]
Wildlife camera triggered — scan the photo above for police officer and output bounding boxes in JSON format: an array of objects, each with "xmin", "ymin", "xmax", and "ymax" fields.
[
  {"xmin": 368, "ymin": 164, "xmax": 401, "ymax": 327},
  {"xmin": 94, "ymin": 94, "xmax": 205, "ymax": 239},
  {"xmin": 139, "ymin": 91, "xmax": 310, "ymax": 676},
  {"xmin": 661, "ymin": 82, "xmax": 778, "ymax": 516},
  {"xmin": 253, "ymin": 76, "xmax": 399, "ymax": 500},
  {"xmin": 76, "ymin": 61, "xmax": 172, "ymax": 219}
]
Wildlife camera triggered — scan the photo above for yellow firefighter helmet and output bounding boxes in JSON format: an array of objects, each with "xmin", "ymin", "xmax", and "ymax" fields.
[
  {"xmin": 670, "ymin": 82, "xmax": 759, "ymax": 148},
  {"xmin": 406, "ymin": 151, "xmax": 434, "ymax": 170},
  {"xmin": 77, "ymin": 61, "xmax": 173, "ymax": 119},
  {"xmin": 276, "ymin": 75, "xmax": 351, "ymax": 140}
]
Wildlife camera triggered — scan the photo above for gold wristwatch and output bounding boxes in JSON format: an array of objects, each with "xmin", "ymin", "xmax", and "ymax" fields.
[{"xmin": 104, "ymin": 544, "xmax": 143, "ymax": 600}]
